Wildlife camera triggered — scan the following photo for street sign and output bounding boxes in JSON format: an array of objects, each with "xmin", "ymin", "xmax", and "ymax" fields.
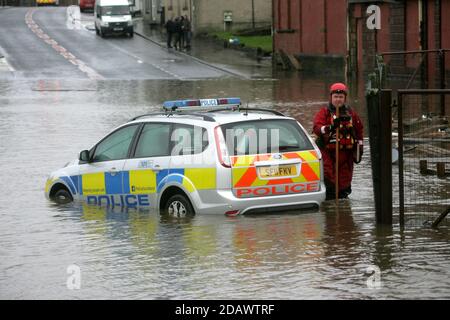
[{"xmin": 224, "ymin": 11, "xmax": 232, "ymax": 22}]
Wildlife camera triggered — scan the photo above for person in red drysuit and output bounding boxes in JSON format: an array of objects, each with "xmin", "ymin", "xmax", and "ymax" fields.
[{"xmin": 313, "ymin": 83, "xmax": 364, "ymax": 200}]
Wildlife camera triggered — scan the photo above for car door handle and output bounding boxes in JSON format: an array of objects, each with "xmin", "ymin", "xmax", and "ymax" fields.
[
  {"xmin": 152, "ymin": 164, "xmax": 161, "ymax": 172},
  {"xmin": 109, "ymin": 167, "xmax": 119, "ymax": 176}
]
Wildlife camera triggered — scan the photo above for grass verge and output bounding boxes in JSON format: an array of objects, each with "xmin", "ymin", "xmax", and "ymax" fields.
[{"xmin": 211, "ymin": 31, "xmax": 272, "ymax": 53}]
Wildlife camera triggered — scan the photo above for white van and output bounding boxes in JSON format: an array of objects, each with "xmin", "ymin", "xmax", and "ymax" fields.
[{"xmin": 94, "ymin": 0, "xmax": 134, "ymax": 37}]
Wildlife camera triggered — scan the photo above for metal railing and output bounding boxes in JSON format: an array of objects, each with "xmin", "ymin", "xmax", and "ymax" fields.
[
  {"xmin": 366, "ymin": 49, "xmax": 450, "ymax": 227},
  {"xmin": 397, "ymin": 89, "xmax": 450, "ymax": 226}
]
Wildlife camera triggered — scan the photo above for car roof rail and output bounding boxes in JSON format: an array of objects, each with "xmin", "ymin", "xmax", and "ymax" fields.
[
  {"xmin": 129, "ymin": 112, "xmax": 168, "ymax": 121},
  {"xmin": 208, "ymin": 107, "xmax": 287, "ymax": 117},
  {"xmin": 171, "ymin": 112, "xmax": 217, "ymax": 122}
]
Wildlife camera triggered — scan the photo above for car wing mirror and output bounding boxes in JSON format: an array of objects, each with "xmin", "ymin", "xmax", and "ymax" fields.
[{"xmin": 79, "ymin": 150, "xmax": 91, "ymax": 163}]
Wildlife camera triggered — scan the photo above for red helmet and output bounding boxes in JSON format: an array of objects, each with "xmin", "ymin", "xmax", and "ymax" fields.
[{"xmin": 330, "ymin": 83, "xmax": 348, "ymax": 96}]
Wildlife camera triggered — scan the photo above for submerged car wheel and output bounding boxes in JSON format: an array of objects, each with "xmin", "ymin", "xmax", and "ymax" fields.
[
  {"xmin": 164, "ymin": 194, "xmax": 194, "ymax": 217},
  {"xmin": 54, "ymin": 189, "xmax": 73, "ymax": 204}
]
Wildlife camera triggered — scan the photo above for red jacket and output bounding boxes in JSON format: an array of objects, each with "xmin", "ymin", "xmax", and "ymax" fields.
[{"xmin": 313, "ymin": 104, "xmax": 363, "ymax": 191}]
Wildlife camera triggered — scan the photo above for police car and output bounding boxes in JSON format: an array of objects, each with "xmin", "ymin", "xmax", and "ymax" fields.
[{"xmin": 45, "ymin": 98, "xmax": 326, "ymax": 216}]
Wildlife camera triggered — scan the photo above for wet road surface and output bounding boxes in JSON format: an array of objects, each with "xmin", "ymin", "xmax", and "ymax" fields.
[
  {"xmin": 0, "ymin": 7, "xmax": 232, "ymax": 80},
  {"xmin": 0, "ymin": 7, "xmax": 449, "ymax": 300}
]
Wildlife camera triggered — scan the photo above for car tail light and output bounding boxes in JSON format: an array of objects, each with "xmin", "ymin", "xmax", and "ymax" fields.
[
  {"xmin": 225, "ymin": 210, "xmax": 240, "ymax": 216},
  {"xmin": 214, "ymin": 126, "xmax": 231, "ymax": 168}
]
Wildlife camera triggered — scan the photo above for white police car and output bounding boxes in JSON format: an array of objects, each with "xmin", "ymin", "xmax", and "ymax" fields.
[{"xmin": 45, "ymin": 98, "xmax": 326, "ymax": 216}]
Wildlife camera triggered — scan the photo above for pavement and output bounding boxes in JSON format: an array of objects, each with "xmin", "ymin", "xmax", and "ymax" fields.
[{"xmin": 132, "ymin": 18, "xmax": 273, "ymax": 79}]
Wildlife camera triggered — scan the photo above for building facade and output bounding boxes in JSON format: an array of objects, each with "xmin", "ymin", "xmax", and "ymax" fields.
[
  {"xmin": 141, "ymin": 0, "xmax": 163, "ymax": 24},
  {"xmin": 274, "ymin": 0, "xmax": 450, "ymax": 85},
  {"xmin": 162, "ymin": 0, "xmax": 272, "ymax": 33}
]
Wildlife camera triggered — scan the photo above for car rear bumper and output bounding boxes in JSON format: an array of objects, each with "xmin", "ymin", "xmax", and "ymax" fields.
[{"xmin": 193, "ymin": 184, "xmax": 326, "ymax": 215}]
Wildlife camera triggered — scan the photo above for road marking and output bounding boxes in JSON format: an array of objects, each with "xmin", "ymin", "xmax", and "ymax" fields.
[
  {"xmin": 106, "ymin": 40, "xmax": 184, "ymax": 80},
  {"xmin": 25, "ymin": 8, "xmax": 103, "ymax": 80},
  {"xmin": 0, "ymin": 56, "xmax": 15, "ymax": 72}
]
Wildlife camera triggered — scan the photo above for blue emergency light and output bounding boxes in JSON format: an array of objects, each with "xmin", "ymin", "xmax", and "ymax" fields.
[{"xmin": 163, "ymin": 97, "xmax": 241, "ymax": 111}]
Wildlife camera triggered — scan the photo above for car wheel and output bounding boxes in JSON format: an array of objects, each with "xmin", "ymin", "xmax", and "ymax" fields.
[
  {"xmin": 163, "ymin": 194, "xmax": 194, "ymax": 217},
  {"xmin": 54, "ymin": 189, "xmax": 73, "ymax": 204}
]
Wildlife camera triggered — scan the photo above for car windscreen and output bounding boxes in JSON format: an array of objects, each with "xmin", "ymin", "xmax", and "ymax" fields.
[
  {"xmin": 101, "ymin": 6, "xmax": 130, "ymax": 16},
  {"xmin": 220, "ymin": 119, "xmax": 313, "ymax": 156}
]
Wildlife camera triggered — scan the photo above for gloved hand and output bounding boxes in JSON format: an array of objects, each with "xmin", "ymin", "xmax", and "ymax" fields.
[
  {"xmin": 328, "ymin": 117, "xmax": 340, "ymax": 133},
  {"xmin": 329, "ymin": 115, "xmax": 351, "ymax": 132}
]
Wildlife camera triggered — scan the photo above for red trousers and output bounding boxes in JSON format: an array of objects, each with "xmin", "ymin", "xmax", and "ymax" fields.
[{"xmin": 321, "ymin": 147, "xmax": 354, "ymax": 191}]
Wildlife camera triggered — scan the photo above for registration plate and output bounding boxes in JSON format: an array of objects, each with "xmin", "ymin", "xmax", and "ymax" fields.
[
  {"xmin": 114, "ymin": 27, "xmax": 123, "ymax": 31},
  {"xmin": 258, "ymin": 165, "xmax": 297, "ymax": 178}
]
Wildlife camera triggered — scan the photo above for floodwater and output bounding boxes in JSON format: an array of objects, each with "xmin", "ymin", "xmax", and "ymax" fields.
[{"xmin": 0, "ymin": 77, "xmax": 449, "ymax": 299}]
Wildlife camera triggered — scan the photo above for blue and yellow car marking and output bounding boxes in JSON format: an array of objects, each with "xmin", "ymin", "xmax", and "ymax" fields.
[{"xmin": 54, "ymin": 168, "xmax": 216, "ymax": 207}]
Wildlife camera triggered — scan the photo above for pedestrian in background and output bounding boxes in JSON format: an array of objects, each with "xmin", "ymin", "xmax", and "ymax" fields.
[
  {"xmin": 313, "ymin": 83, "xmax": 364, "ymax": 200},
  {"xmin": 164, "ymin": 17, "xmax": 175, "ymax": 48},
  {"xmin": 178, "ymin": 16, "xmax": 185, "ymax": 50},
  {"xmin": 183, "ymin": 15, "xmax": 192, "ymax": 50},
  {"xmin": 173, "ymin": 17, "xmax": 182, "ymax": 50}
]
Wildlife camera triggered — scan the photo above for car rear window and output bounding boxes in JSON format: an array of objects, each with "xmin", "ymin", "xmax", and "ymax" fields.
[{"xmin": 221, "ymin": 119, "xmax": 313, "ymax": 156}]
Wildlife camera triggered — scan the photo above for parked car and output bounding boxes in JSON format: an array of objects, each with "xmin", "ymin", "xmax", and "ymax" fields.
[{"xmin": 79, "ymin": 0, "xmax": 95, "ymax": 12}]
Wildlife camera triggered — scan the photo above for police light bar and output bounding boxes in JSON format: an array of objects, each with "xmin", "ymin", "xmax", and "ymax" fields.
[{"xmin": 163, "ymin": 98, "xmax": 241, "ymax": 111}]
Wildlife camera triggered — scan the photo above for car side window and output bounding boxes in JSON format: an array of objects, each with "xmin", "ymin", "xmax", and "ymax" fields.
[
  {"xmin": 92, "ymin": 125, "xmax": 138, "ymax": 162},
  {"xmin": 134, "ymin": 123, "xmax": 171, "ymax": 158},
  {"xmin": 172, "ymin": 124, "xmax": 208, "ymax": 155}
]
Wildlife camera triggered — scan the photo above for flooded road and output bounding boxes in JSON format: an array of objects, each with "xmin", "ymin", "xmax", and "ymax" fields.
[
  {"xmin": 0, "ymin": 5, "xmax": 448, "ymax": 301},
  {"xmin": 0, "ymin": 78, "xmax": 449, "ymax": 299}
]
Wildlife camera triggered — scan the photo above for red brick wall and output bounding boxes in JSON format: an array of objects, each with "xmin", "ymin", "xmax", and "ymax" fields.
[
  {"xmin": 406, "ymin": 0, "xmax": 420, "ymax": 68},
  {"xmin": 443, "ymin": 0, "xmax": 450, "ymax": 69},
  {"xmin": 301, "ymin": 0, "xmax": 326, "ymax": 54},
  {"xmin": 427, "ymin": 0, "xmax": 437, "ymax": 87},
  {"xmin": 377, "ymin": 4, "xmax": 391, "ymax": 62},
  {"xmin": 326, "ymin": 0, "xmax": 347, "ymax": 54},
  {"xmin": 274, "ymin": 0, "xmax": 346, "ymax": 56}
]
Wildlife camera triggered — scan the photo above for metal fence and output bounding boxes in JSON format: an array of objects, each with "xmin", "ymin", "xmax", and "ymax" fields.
[
  {"xmin": 396, "ymin": 89, "xmax": 450, "ymax": 225},
  {"xmin": 367, "ymin": 49, "xmax": 450, "ymax": 227},
  {"xmin": 378, "ymin": 49, "xmax": 449, "ymax": 91}
]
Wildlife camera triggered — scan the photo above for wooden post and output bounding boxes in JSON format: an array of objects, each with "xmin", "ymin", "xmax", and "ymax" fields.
[
  {"xmin": 379, "ymin": 90, "xmax": 393, "ymax": 224},
  {"xmin": 367, "ymin": 89, "xmax": 393, "ymax": 225},
  {"xmin": 335, "ymin": 106, "xmax": 340, "ymax": 204},
  {"xmin": 420, "ymin": 160, "xmax": 428, "ymax": 174},
  {"xmin": 437, "ymin": 162, "xmax": 446, "ymax": 179},
  {"xmin": 432, "ymin": 207, "xmax": 450, "ymax": 228}
]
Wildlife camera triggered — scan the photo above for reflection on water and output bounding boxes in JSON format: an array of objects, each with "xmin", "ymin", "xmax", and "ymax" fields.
[{"xmin": 0, "ymin": 76, "xmax": 449, "ymax": 299}]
